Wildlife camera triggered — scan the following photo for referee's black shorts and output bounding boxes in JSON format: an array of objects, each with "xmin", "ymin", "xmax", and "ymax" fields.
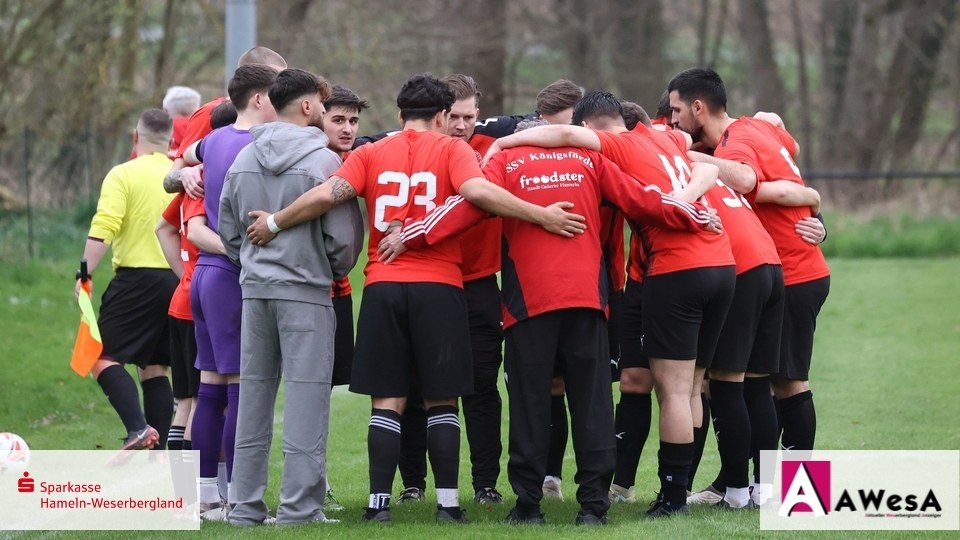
[
  {"xmin": 350, "ymin": 282, "xmax": 473, "ymax": 400},
  {"xmin": 99, "ymin": 267, "xmax": 178, "ymax": 368},
  {"xmin": 710, "ymin": 264, "xmax": 785, "ymax": 374},
  {"xmin": 774, "ymin": 276, "xmax": 830, "ymax": 381},
  {"xmin": 641, "ymin": 265, "xmax": 736, "ymax": 367}
]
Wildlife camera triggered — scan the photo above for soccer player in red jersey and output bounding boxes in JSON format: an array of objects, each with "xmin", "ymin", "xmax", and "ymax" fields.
[
  {"xmin": 668, "ymin": 68, "xmax": 830, "ymax": 476},
  {"xmin": 245, "ymin": 74, "xmax": 586, "ymax": 524},
  {"xmin": 486, "ymin": 91, "xmax": 737, "ymax": 517}
]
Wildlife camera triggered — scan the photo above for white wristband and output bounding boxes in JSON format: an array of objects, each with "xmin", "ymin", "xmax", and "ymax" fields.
[{"xmin": 266, "ymin": 213, "xmax": 283, "ymax": 234}]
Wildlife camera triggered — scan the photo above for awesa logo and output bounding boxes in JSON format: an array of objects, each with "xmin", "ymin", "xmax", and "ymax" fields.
[{"xmin": 780, "ymin": 460, "xmax": 944, "ymax": 517}]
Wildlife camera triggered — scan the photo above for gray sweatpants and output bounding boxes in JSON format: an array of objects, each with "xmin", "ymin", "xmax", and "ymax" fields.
[{"xmin": 228, "ymin": 298, "xmax": 336, "ymax": 526}]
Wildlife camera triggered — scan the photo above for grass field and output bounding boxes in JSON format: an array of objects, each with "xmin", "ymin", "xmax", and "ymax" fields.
[{"xmin": 1, "ymin": 225, "xmax": 958, "ymax": 537}]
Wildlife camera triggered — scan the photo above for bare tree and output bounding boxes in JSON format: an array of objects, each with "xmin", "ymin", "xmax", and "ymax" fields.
[
  {"xmin": 737, "ymin": 0, "xmax": 786, "ymax": 113},
  {"xmin": 611, "ymin": 0, "xmax": 665, "ymax": 108}
]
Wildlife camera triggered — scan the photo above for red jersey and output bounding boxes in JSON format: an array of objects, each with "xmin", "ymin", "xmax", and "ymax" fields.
[
  {"xmin": 175, "ymin": 98, "xmax": 225, "ymax": 159},
  {"xmin": 462, "ymin": 125, "xmax": 504, "ymax": 282},
  {"xmin": 334, "ymin": 129, "xmax": 483, "ymax": 288},
  {"xmin": 332, "ymin": 276, "xmax": 352, "ymax": 297},
  {"xmin": 400, "ymin": 146, "xmax": 712, "ymax": 328},
  {"xmin": 702, "ymin": 181, "xmax": 781, "ymax": 275},
  {"xmin": 596, "ymin": 126, "xmax": 734, "ymax": 277},
  {"xmin": 715, "ymin": 117, "xmax": 829, "ymax": 285},
  {"xmin": 162, "ymin": 193, "xmax": 204, "ymax": 320}
]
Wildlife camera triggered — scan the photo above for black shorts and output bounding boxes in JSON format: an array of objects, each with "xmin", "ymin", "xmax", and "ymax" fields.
[
  {"xmin": 619, "ymin": 278, "xmax": 648, "ymax": 370},
  {"xmin": 774, "ymin": 276, "xmax": 830, "ymax": 381},
  {"xmin": 641, "ymin": 266, "xmax": 736, "ymax": 367},
  {"xmin": 350, "ymin": 282, "xmax": 473, "ymax": 400},
  {"xmin": 607, "ymin": 288, "xmax": 624, "ymax": 381},
  {"xmin": 168, "ymin": 316, "xmax": 200, "ymax": 399},
  {"xmin": 332, "ymin": 294, "xmax": 354, "ymax": 386},
  {"xmin": 710, "ymin": 264, "xmax": 785, "ymax": 374},
  {"xmin": 99, "ymin": 268, "xmax": 178, "ymax": 368}
]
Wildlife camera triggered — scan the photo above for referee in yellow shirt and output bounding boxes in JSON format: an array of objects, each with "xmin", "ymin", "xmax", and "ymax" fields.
[{"xmin": 75, "ymin": 109, "xmax": 178, "ymax": 453}]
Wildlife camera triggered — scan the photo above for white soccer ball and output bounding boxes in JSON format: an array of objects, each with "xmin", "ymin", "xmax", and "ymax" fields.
[{"xmin": 0, "ymin": 433, "xmax": 31, "ymax": 473}]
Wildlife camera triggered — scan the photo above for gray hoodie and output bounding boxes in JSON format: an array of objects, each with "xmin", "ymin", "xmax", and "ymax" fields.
[{"xmin": 219, "ymin": 122, "xmax": 364, "ymax": 306}]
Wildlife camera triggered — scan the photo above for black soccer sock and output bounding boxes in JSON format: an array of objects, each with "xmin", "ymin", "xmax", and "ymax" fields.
[
  {"xmin": 97, "ymin": 364, "xmax": 147, "ymax": 434},
  {"xmin": 688, "ymin": 392, "xmax": 710, "ymax": 491},
  {"xmin": 398, "ymin": 403, "xmax": 427, "ymax": 490},
  {"xmin": 778, "ymin": 390, "xmax": 816, "ymax": 451},
  {"xmin": 182, "ymin": 439, "xmax": 192, "ymax": 450},
  {"xmin": 612, "ymin": 392, "xmax": 652, "ymax": 488},
  {"xmin": 368, "ymin": 408, "xmax": 402, "ymax": 509},
  {"xmin": 546, "ymin": 395, "xmax": 568, "ymax": 478},
  {"xmin": 658, "ymin": 441, "xmax": 694, "ymax": 506},
  {"xmin": 167, "ymin": 426, "xmax": 185, "ymax": 451},
  {"xmin": 141, "ymin": 376, "xmax": 174, "ymax": 449},
  {"xmin": 426, "ymin": 405, "xmax": 461, "ymax": 490},
  {"xmin": 745, "ymin": 377, "xmax": 778, "ymax": 483},
  {"xmin": 709, "ymin": 380, "xmax": 751, "ymax": 489}
]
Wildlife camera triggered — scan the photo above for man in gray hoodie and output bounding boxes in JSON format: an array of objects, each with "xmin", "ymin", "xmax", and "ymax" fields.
[{"xmin": 218, "ymin": 68, "xmax": 364, "ymax": 526}]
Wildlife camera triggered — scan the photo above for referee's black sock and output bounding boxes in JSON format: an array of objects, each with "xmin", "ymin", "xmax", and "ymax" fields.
[
  {"xmin": 546, "ymin": 395, "xmax": 568, "ymax": 479},
  {"xmin": 744, "ymin": 377, "xmax": 778, "ymax": 484},
  {"xmin": 658, "ymin": 441, "xmax": 693, "ymax": 506},
  {"xmin": 142, "ymin": 376, "xmax": 174, "ymax": 450},
  {"xmin": 612, "ymin": 392, "xmax": 651, "ymax": 488},
  {"xmin": 778, "ymin": 391, "xmax": 816, "ymax": 451},
  {"xmin": 688, "ymin": 392, "xmax": 710, "ymax": 491},
  {"xmin": 368, "ymin": 408, "xmax": 402, "ymax": 510},
  {"xmin": 709, "ymin": 380, "xmax": 750, "ymax": 489},
  {"xmin": 97, "ymin": 364, "xmax": 146, "ymax": 434},
  {"xmin": 427, "ymin": 405, "xmax": 461, "ymax": 508}
]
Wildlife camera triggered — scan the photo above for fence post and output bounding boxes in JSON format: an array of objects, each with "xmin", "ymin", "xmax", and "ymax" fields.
[{"xmin": 23, "ymin": 128, "xmax": 34, "ymax": 259}]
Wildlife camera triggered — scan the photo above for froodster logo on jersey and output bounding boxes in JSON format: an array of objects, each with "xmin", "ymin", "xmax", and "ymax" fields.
[{"xmin": 519, "ymin": 171, "xmax": 585, "ymax": 191}]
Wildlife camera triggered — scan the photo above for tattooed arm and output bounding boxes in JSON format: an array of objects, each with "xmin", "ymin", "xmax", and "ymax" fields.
[{"xmin": 246, "ymin": 176, "xmax": 358, "ymax": 246}]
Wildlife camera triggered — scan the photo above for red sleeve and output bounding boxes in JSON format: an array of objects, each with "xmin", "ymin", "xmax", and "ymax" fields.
[
  {"xmin": 333, "ymin": 143, "xmax": 369, "ymax": 196},
  {"xmin": 181, "ymin": 194, "xmax": 206, "ymax": 222},
  {"xmin": 400, "ymin": 195, "xmax": 487, "ymax": 249},
  {"xmin": 448, "ymin": 139, "xmax": 484, "ymax": 191},
  {"xmin": 161, "ymin": 194, "xmax": 183, "ymax": 227},
  {"xmin": 596, "ymin": 154, "xmax": 709, "ymax": 232},
  {"xmin": 667, "ymin": 130, "xmax": 689, "ymax": 152},
  {"xmin": 175, "ymin": 99, "xmax": 222, "ymax": 159},
  {"xmin": 716, "ymin": 135, "xmax": 765, "ymax": 184}
]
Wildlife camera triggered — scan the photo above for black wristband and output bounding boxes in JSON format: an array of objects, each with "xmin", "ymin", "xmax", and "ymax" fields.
[{"xmin": 815, "ymin": 212, "xmax": 828, "ymax": 242}]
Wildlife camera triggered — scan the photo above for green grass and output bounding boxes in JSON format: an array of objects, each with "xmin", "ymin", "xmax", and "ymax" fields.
[
  {"xmin": 0, "ymin": 217, "xmax": 958, "ymax": 537},
  {"xmin": 820, "ymin": 213, "xmax": 960, "ymax": 258}
]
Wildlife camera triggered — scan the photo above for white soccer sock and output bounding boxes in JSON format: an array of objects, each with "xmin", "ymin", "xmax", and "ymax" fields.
[
  {"xmin": 725, "ymin": 487, "xmax": 750, "ymax": 508},
  {"xmin": 369, "ymin": 493, "xmax": 391, "ymax": 510},
  {"xmin": 199, "ymin": 478, "xmax": 220, "ymax": 504},
  {"xmin": 436, "ymin": 488, "xmax": 459, "ymax": 508}
]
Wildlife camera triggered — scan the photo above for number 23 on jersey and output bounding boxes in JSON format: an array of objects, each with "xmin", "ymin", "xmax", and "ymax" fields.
[{"xmin": 373, "ymin": 171, "xmax": 438, "ymax": 232}]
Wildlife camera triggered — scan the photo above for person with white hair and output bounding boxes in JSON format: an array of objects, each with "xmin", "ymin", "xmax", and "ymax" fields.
[{"xmin": 162, "ymin": 86, "xmax": 202, "ymax": 154}]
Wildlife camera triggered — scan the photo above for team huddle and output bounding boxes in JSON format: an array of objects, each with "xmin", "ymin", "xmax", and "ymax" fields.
[{"xmin": 76, "ymin": 45, "xmax": 829, "ymax": 526}]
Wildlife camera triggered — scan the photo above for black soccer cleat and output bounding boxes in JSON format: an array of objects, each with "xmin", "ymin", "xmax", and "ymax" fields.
[
  {"xmin": 574, "ymin": 509, "xmax": 608, "ymax": 526},
  {"xmin": 502, "ymin": 505, "xmax": 546, "ymax": 525},
  {"xmin": 473, "ymin": 487, "xmax": 504, "ymax": 504},
  {"xmin": 646, "ymin": 492, "xmax": 690, "ymax": 518},
  {"xmin": 397, "ymin": 486, "xmax": 425, "ymax": 503},
  {"xmin": 436, "ymin": 505, "xmax": 468, "ymax": 523},
  {"xmin": 361, "ymin": 507, "xmax": 390, "ymax": 523}
]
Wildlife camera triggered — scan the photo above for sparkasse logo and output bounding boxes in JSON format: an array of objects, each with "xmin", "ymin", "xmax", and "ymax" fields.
[
  {"xmin": 18, "ymin": 472, "xmax": 34, "ymax": 493},
  {"xmin": 780, "ymin": 460, "xmax": 944, "ymax": 517}
]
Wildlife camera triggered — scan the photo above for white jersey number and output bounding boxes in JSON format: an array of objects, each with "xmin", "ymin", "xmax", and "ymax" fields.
[
  {"xmin": 373, "ymin": 171, "xmax": 438, "ymax": 231},
  {"xmin": 658, "ymin": 154, "xmax": 693, "ymax": 191}
]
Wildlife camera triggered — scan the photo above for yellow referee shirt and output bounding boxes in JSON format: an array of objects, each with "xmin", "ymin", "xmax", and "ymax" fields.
[{"xmin": 88, "ymin": 152, "xmax": 175, "ymax": 270}]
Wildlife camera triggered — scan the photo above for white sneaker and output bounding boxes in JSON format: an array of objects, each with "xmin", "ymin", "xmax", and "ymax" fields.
[
  {"xmin": 198, "ymin": 500, "xmax": 228, "ymax": 521},
  {"xmin": 609, "ymin": 483, "xmax": 636, "ymax": 504},
  {"xmin": 686, "ymin": 485, "xmax": 723, "ymax": 506},
  {"xmin": 542, "ymin": 476, "xmax": 564, "ymax": 501}
]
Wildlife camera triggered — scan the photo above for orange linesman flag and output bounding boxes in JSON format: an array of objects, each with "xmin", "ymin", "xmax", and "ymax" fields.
[{"xmin": 70, "ymin": 259, "xmax": 102, "ymax": 377}]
